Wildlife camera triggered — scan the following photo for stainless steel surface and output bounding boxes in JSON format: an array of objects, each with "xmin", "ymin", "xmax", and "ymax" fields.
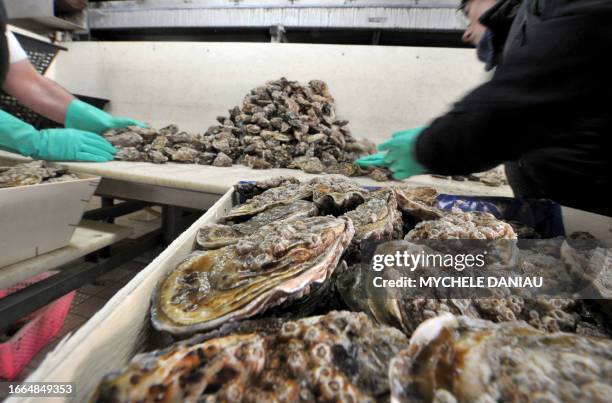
[{"xmin": 88, "ymin": 0, "xmax": 465, "ymax": 30}]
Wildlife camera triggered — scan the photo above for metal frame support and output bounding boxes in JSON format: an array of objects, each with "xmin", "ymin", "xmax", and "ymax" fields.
[
  {"xmin": 270, "ymin": 25, "xmax": 287, "ymax": 43},
  {"xmin": 0, "ymin": 229, "xmax": 163, "ymax": 331}
]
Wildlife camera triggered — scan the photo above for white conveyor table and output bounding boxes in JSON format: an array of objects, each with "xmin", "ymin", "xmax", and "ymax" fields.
[{"xmin": 0, "ymin": 151, "xmax": 513, "ymax": 212}]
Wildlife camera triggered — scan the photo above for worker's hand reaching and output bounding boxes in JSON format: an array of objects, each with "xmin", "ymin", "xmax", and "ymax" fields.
[
  {"xmin": 355, "ymin": 126, "xmax": 427, "ymax": 180},
  {"xmin": 0, "ymin": 109, "xmax": 116, "ymax": 162},
  {"xmin": 64, "ymin": 99, "xmax": 146, "ymax": 134}
]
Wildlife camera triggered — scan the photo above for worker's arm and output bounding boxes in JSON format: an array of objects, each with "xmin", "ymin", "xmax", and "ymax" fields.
[
  {"xmin": 0, "ymin": 109, "xmax": 116, "ymax": 162},
  {"xmin": 1, "ymin": 32, "xmax": 146, "ymax": 133},
  {"xmin": 415, "ymin": 1, "xmax": 608, "ymax": 175},
  {"xmin": 2, "ymin": 59, "xmax": 74, "ymax": 124}
]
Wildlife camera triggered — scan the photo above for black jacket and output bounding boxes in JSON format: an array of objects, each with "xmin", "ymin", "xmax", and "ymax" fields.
[
  {"xmin": 0, "ymin": 0, "xmax": 9, "ymax": 85},
  {"xmin": 415, "ymin": 0, "xmax": 612, "ymax": 216}
]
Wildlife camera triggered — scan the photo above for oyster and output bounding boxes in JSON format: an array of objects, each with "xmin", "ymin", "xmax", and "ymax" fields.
[
  {"xmin": 311, "ymin": 175, "xmax": 367, "ymax": 214},
  {"xmin": 342, "ymin": 188, "xmax": 403, "ymax": 261},
  {"xmin": 152, "ymin": 216, "xmax": 354, "ymax": 334},
  {"xmin": 101, "ymin": 78, "xmax": 393, "ymax": 181},
  {"xmin": 234, "ymin": 176, "xmax": 300, "ymax": 199},
  {"xmin": 223, "ymin": 182, "xmax": 312, "ymax": 221},
  {"xmin": 405, "ymin": 209, "xmax": 517, "ymax": 240},
  {"xmin": 0, "ymin": 161, "xmax": 77, "ymax": 188},
  {"xmin": 339, "ymin": 240, "xmax": 612, "ymax": 338},
  {"xmin": 95, "ymin": 311, "xmax": 409, "ymax": 403},
  {"xmin": 196, "ymin": 200, "xmax": 318, "ymax": 249},
  {"xmin": 390, "ymin": 314, "xmax": 612, "ymax": 403},
  {"xmin": 392, "ymin": 185, "xmax": 443, "ymax": 221}
]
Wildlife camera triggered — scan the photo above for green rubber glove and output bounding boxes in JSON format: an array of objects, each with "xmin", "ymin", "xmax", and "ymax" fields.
[
  {"xmin": 378, "ymin": 127, "xmax": 427, "ymax": 180},
  {"xmin": 65, "ymin": 99, "xmax": 146, "ymax": 134},
  {"xmin": 355, "ymin": 152, "xmax": 391, "ymax": 168},
  {"xmin": 0, "ymin": 109, "xmax": 116, "ymax": 162}
]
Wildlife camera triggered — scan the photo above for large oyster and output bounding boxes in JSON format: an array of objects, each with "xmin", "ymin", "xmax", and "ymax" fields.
[
  {"xmin": 196, "ymin": 200, "xmax": 318, "ymax": 249},
  {"xmin": 310, "ymin": 175, "xmax": 367, "ymax": 214},
  {"xmin": 390, "ymin": 314, "xmax": 612, "ymax": 403},
  {"xmin": 405, "ymin": 209, "xmax": 516, "ymax": 240},
  {"xmin": 152, "ymin": 216, "xmax": 354, "ymax": 334},
  {"xmin": 342, "ymin": 188, "xmax": 403, "ymax": 261},
  {"xmin": 234, "ymin": 176, "xmax": 300, "ymax": 199},
  {"xmin": 94, "ymin": 311, "xmax": 409, "ymax": 403},
  {"xmin": 223, "ymin": 182, "xmax": 313, "ymax": 221},
  {"xmin": 337, "ymin": 239, "xmax": 612, "ymax": 337},
  {"xmin": 391, "ymin": 185, "xmax": 443, "ymax": 221}
]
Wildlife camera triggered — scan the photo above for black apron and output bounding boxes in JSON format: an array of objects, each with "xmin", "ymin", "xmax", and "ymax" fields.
[{"xmin": 0, "ymin": 0, "xmax": 10, "ymax": 86}]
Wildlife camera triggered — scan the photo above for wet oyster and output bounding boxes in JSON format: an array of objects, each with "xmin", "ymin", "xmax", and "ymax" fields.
[
  {"xmin": 405, "ymin": 209, "xmax": 517, "ymax": 240},
  {"xmin": 223, "ymin": 182, "xmax": 313, "ymax": 221},
  {"xmin": 390, "ymin": 314, "xmax": 612, "ymax": 403},
  {"xmin": 196, "ymin": 200, "xmax": 318, "ymax": 249},
  {"xmin": 311, "ymin": 175, "xmax": 367, "ymax": 214},
  {"xmin": 95, "ymin": 311, "xmax": 409, "ymax": 403},
  {"xmin": 392, "ymin": 185, "xmax": 443, "ymax": 221},
  {"xmin": 342, "ymin": 188, "xmax": 403, "ymax": 261},
  {"xmin": 152, "ymin": 216, "xmax": 354, "ymax": 334},
  {"xmin": 234, "ymin": 176, "xmax": 300, "ymax": 199},
  {"xmin": 0, "ymin": 161, "xmax": 77, "ymax": 188}
]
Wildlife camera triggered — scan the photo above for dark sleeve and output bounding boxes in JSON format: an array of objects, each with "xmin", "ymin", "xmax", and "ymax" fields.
[{"xmin": 414, "ymin": 0, "xmax": 610, "ymax": 175}]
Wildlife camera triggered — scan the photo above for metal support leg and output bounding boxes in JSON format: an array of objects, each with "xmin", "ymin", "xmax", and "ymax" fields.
[
  {"xmin": 0, "ymin": 229, "xmax": 163, "ymax": 331},
  {"xmin": 100, "ymin": 197, "xmax": 114, "ymax": 258},
  {"xmin": 162, "ymin": 205, "xmax": 183, "ymax": 245}
]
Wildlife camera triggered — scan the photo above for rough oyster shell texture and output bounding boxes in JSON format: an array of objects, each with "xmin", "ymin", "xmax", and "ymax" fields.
[
  {"xmin": 97, "ymin": 176, "xmax": 610, "ymax": 402},
  {"xmin": 152, "ymin": 215, "xmax": 354, "ymax": 334},
  {"xmin": 0, "ymin": 161, "xmax": 79, "ymax": 188},
  {"xmin": 101, "ymin": 78, "xmax": 391, "ymax": 180},
  {"xmin": 94, "ymin": 311, "xmax": 409, "ymax": 403},
  {"xmin": 390, "ymin": 314, "xmax": 612, "ymax": 403}
]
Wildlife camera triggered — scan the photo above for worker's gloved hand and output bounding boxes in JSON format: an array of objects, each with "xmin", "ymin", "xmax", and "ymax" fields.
[
  {"xmin": 0, "ymin": 109, "xmax": 116, "ymax": 162},
  {"xmin": 378, "ymin": 126, "xmax": 427, "ymax": 180},
  {"xmin": 354, "ymin": 152, "xmax": 390, "ymax": 168},
  {"xmin": 65, "ymin": 99, "xmax": 146, "ymax": 134}
]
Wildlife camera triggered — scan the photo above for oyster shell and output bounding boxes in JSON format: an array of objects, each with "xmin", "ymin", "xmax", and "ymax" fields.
[
  {"xmin": 405, "ymin": 209, "xmax": 517, "ymax": 240},
  {"xmin": 101, "ymin": 78, "xmax": 393, "ymax": 181},
  {"xmin": 196, "ymin": 200, "xmax": 318, "ymax": 249},
  {"xmin": 223, "ymin": 182, "xmax": 313, "ymax": 221},
  {"xmin": 0, "ymin": 161, "xmax": 77, "ymax": 188},
  {"xmin": 152, "ymin": 216, "xmax": 354, "ymax": 334},
  {"xmin": 392, "ymin": 185, "xmax": 443, "ymax": 221},
  {"xmin": 95, "ymin": 311, "xmax": 409, "ymax": 403},
  {"xmin": 234, "ymin": 176, "xmax": 300, "ymax": 199},
  {"xmin": 390, "ymin": 314, "xmax": 612, "ymax": 403},
  {"xmin": 342, "ymin": 188, "xmax": 403, "ymax": 261},
  {"xmin": 311, "ymin": 175, "xmax": 367, "ymax": 214}
]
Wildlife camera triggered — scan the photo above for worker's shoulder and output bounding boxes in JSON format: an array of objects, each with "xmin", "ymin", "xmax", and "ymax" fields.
[{"xmin": 533, "ymin": 0, "xmax": 612, "ymax": 19}]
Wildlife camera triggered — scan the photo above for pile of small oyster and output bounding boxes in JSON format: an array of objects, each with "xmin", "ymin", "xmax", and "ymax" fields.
[
  {"xmin": 102, "ymin": 78, "xmax": 392, "ymax": 181},
  {"xmin": 95, "ymin": 176, "xmax": 612, "ymax": 402},
  {"xmin": 0, "ymin": 161, "xmax": 79, "ymax": 189}
]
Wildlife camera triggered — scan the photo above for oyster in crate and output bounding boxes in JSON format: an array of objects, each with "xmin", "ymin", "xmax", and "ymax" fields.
[
  {"xmin": 392, "ymin": 185, "xmax": 443, "ymax": 221},
  {"xmin": 405, "ymin": 209, "xmax": 517, "ymax": 240},
  {"xmin": 342, "ymin": 188, "xmax": 403, "ymax": 261},
  {"xmin": 196, "ymin": 200, "xmax": 318, "ymax": 249},
  {"xmin": 0, "ymin": 161, "xmax": 76, "ymax": 188},
  {"xmin": 310, "ymin": 175, "xmax": 367, "ymax": 214},
  {"xmin": 390, "ymin": 314, "xmax": 612, "ymax": 403},
  {"xmin": 94, "ymin": 311, "xmax": 409, "ymax": 403},
  {"xmin": 151, "ymin": 216, "xmax": 354, "ymax": 334},
  {"xmin": 223, "ymin": 182, "xmax": 313, "ymax": 221},
  {"xmin": 234, "ymin": 176, "xmax": 300, "ymax": 199}
]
